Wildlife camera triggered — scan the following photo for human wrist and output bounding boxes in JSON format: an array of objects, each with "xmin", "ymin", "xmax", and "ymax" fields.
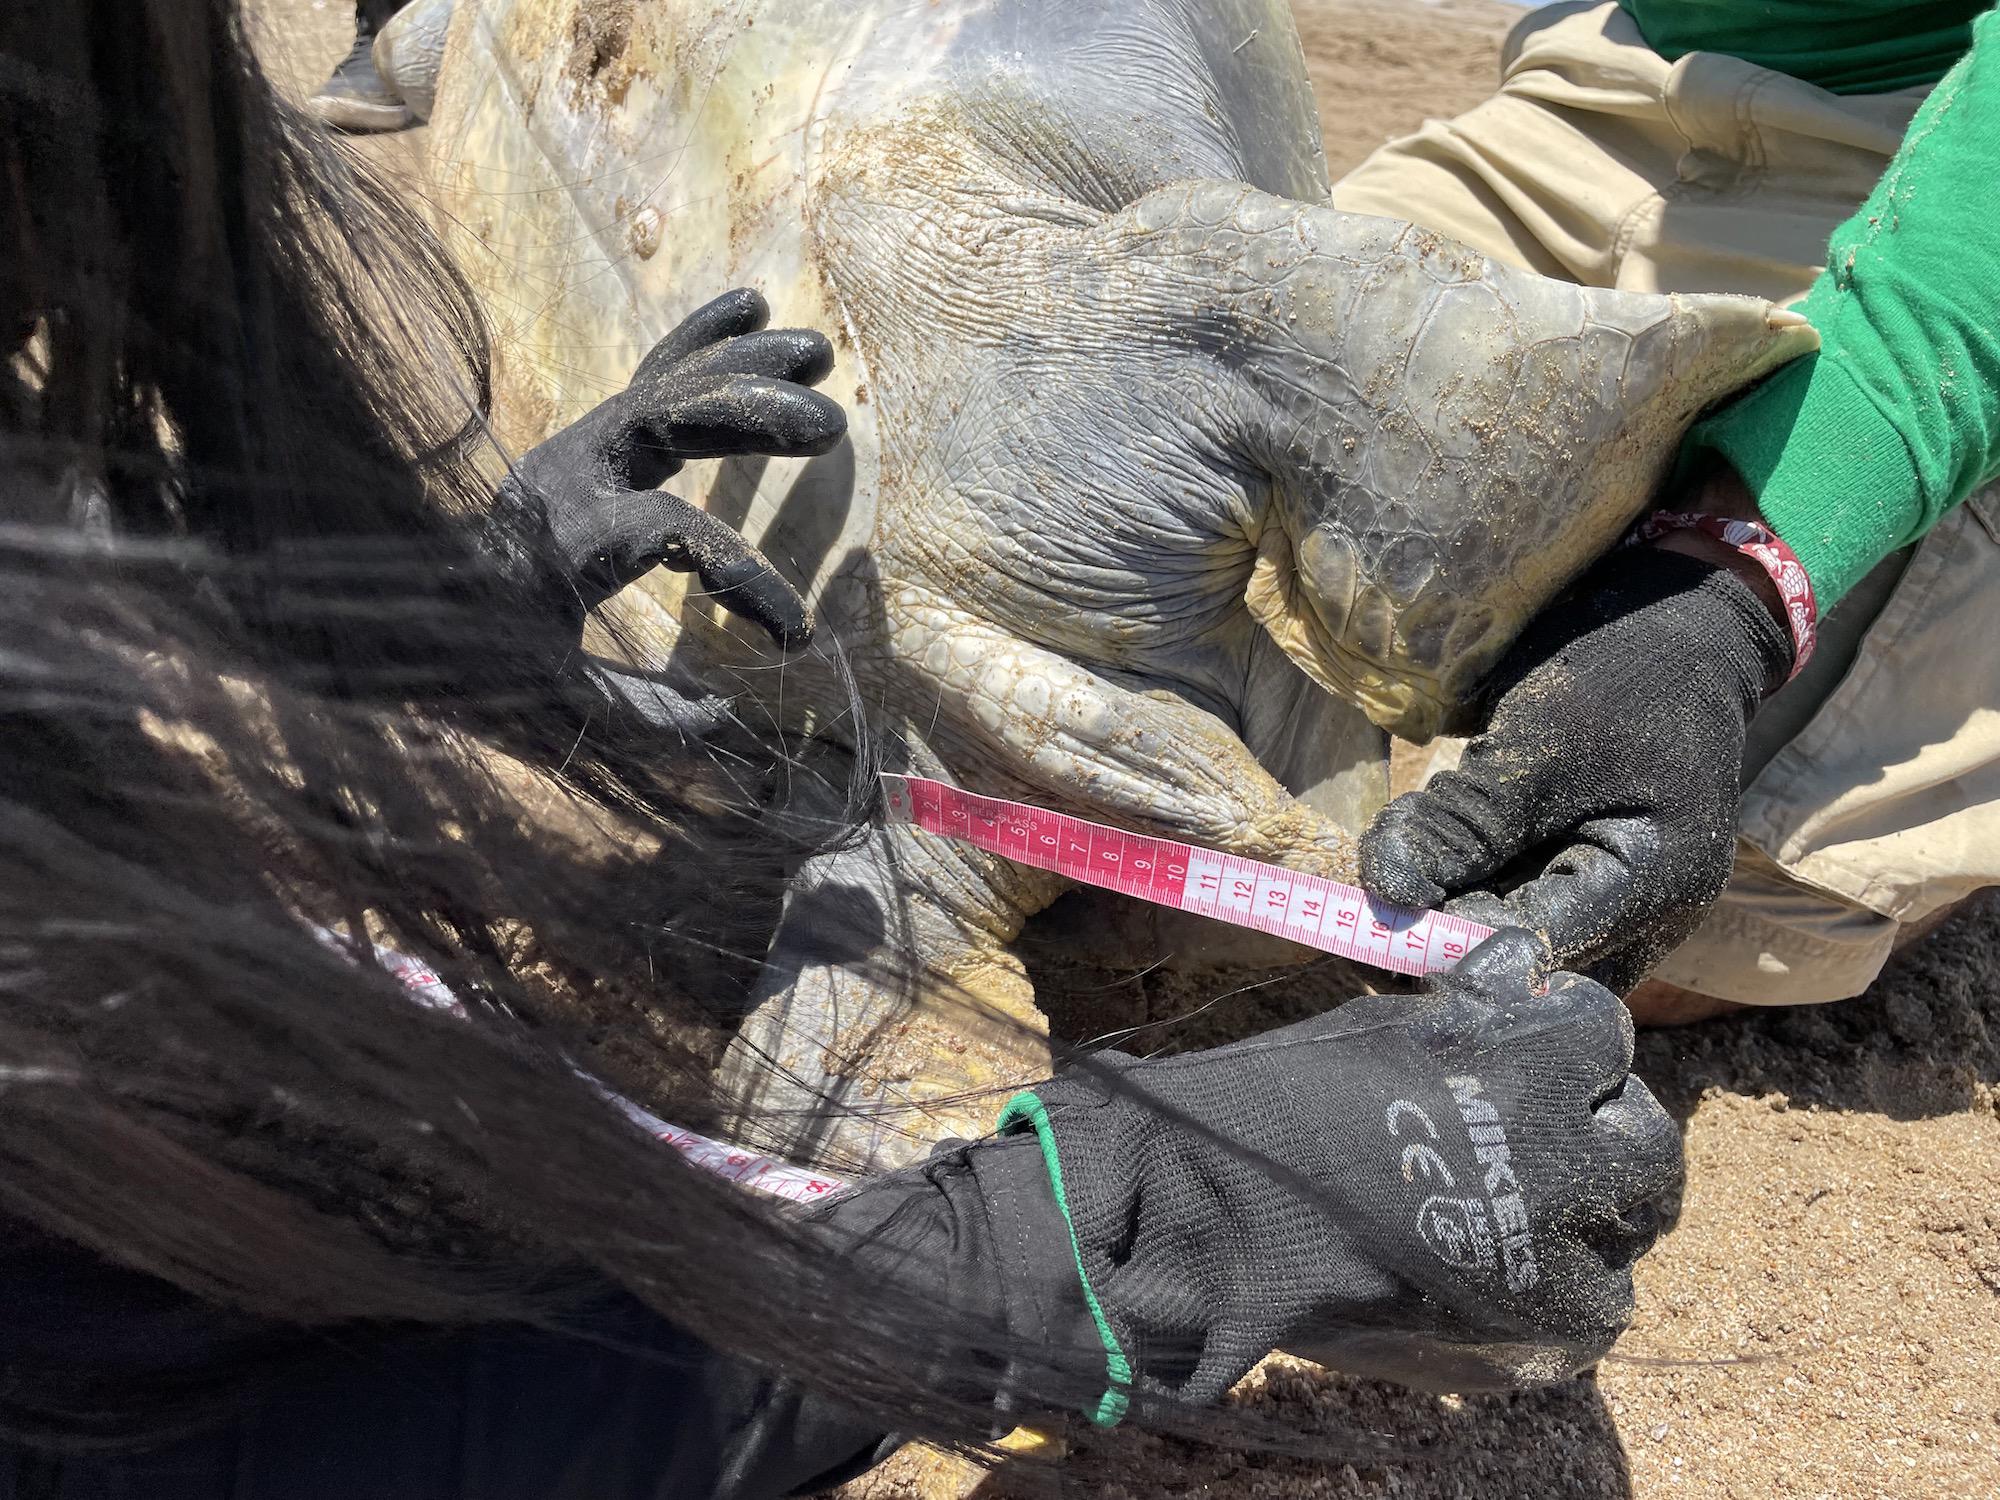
[
  {"xmin": 801, "ymin": 1132, "xmax": 1110, "ymax": 1429},
  {"xmin": 1695, "ymin": 556, "xmax": 1798, "ymax": 702},
  {"xmin": 1687, "ymin": 354, "xmax": 1923, "ymax": 608},
  {"xmin": 1647, "ymin": 456, "xmax": 1783, "ymax": 613},
  {"xmin": 1628, "ymin": 505, "xmax": 1812, "ymax": 687},
  {"xmin": 1651, "ymin": 528, "xmax": 1785, "ymax": 623}
]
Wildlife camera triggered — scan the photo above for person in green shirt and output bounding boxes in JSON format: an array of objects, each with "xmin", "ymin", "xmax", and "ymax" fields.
[
  {"xmin": 1336, "ymin": 2, "xmax": 2000, "ymax": 1020},
  {"xmin": 1626, "ymin": 0, "xmax": 1984, "ymax": 93}
]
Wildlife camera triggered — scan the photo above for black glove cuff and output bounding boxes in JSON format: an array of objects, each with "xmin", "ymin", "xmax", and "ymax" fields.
[
  {"xmin": 970, "ymin": 1126, "xmax": 1129, "ymax": 1425},
  {"xmin": 1506, "ymin": 544, "xmax": 1795, "ymax": 714},
  {"xmin": 1687, "ymin": 550, "xmax": 1797, "ymax": 700},
  {"xmin": 479, "ymin": 475, "xmax": 583, "ymax": 632}
]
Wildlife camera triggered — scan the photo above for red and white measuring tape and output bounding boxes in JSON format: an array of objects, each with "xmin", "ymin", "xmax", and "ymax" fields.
[
  {"xmin": 315, "ymin": 927, "xmax": 851, "ymax": 1204},
  {"xmin": 329, "ymin": 776, "xmax": 1485, "ymax": 1202},
  {"xmin": 882, "ymin": 774, "xmax": 1492, "ymax": 979}
]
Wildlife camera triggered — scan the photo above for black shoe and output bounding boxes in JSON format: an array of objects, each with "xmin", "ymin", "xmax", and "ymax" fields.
[
  {"xmin": 306, "ymin": 29, "xmax": 413, "ymax": 133},
  {"xmin": 374, "ymin": 0, "xmax": 454, "ymax": 124}
]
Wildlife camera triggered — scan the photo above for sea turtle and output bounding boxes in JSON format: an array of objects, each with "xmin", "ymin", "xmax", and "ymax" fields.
[{"xmin": 428, "ymin": 0, "xmax": 1813, "ymax": 1170}]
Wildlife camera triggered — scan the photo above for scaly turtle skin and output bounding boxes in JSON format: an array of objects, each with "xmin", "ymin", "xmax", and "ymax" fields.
[{"xmin": 430, "ymin": 0, "xmax": 1813, "ymax": 1170}]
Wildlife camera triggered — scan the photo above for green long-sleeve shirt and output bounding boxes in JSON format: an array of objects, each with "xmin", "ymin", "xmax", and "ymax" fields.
[
  {"xmin": 1629, "ymin": 4, "xmax": 2000, "ymax": 606},
  {"xmin": 1621, "ymin": 2, "xmax": 1987, "ymax": 93}
]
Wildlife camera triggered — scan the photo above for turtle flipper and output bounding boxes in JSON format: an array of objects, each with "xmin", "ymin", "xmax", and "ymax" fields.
[
  {"xmin": 879, "ymin": 582, "xmax": 1365, "ymax": 876},
  {"xmin": 716, "ymin": 818, "xmax": 1060, "ymax": 1174},
  {"xmin": 715, "ymin": 593, "xmax": 1373, "ymax": 1172},
  {"xmin": 1091, "ymin": 181, "xmax": 1819, "ymax": 741}
]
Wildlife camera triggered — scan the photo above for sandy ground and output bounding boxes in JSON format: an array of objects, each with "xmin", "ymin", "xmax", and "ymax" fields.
[
  {"xmin": 252, "ymin": 4, "xmax": 2000, "ymax": 1498},
  {"xmin": 1298, "ymin": 0, "xmax": 1520, "ymax": 179},
  {"xmin": 247, "ymin": 0, "xmax": 438, "ymax": 192}
]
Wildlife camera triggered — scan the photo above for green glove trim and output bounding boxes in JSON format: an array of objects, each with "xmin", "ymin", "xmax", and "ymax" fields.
[{"xmin": 995, "ymin": 1090, "xmax": 1132, "ymax": 1426}]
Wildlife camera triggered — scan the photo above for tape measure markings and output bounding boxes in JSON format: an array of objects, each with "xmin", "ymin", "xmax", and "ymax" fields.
[
  {"xmin": 315, "ymin": 925, "xmax": 851, "ymax": 1203},
  {"xmin": 603, "ymin": 1094, "xmax": 850, "ymax": 1205},
  {"xmin": 881, "ymin": 773, "xmax": 1491, "ymax": 979}
]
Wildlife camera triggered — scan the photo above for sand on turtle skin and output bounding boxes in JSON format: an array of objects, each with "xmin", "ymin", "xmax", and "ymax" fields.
[{"xmin": 249, "ymin": 4, "xmax": 2000, "ymax": 1496}]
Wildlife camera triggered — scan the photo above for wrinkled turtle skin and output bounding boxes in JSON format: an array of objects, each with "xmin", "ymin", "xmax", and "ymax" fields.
[{"xmin": 430, "ymin": 0, "xmax": 1813, "ymax": 1170}]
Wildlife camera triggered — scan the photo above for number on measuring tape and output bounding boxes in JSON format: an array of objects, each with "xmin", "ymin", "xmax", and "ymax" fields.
[{"xmin": 878, "ymin": 774, "xmax": 1493, "ymax": 979}]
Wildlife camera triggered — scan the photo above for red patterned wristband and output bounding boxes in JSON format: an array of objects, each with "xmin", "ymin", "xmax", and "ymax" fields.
[{"xmin": 1626, "ymin": 511, "xmax": 1817, "ymax": 684}]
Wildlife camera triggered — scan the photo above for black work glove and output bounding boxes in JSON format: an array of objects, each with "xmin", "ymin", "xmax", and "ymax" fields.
[
  {"xmin": 493, "ymin": 288, "xmax": 844, "ymax": 651},
  {"xmin": 1361, "ymin": 546, "xmax": 1793, "ymax": 992},
  {"xmin": 984, "ymin": 929, "xmax": 1681, "ymax": 1410}
]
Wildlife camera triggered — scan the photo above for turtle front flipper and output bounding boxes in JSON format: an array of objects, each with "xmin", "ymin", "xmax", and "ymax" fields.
[
  {"xmin": 716, "ymin": 590, "xmax": 1374, "ymax": 1173},
  {"xmin": 716, "ymin": 816, "xmax": 1062, "ymax": 1174},
  {"xmin": 1089, "ymin": 181, "xmax": 1821, "ymax": 742},
  {"xmin": 879, "ymin": 583, "xmax": 1364, "ymax": 878}
]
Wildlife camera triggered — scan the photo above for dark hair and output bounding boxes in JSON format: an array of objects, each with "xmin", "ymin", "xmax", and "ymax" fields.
[{"xmin": 0, "ymin": 0, "xmax": 1072, "ymax": 1459}]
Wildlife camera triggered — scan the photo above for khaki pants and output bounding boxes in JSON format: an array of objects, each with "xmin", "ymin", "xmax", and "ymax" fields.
[{"xmin": 1332, "ymin": 0, "xmax": 2000, "ymax": 1004}]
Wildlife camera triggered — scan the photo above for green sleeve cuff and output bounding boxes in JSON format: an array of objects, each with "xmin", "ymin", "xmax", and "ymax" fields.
[
  {"xmin": 1686, "ymin": 352, "xmax": 1927, "ymax": 609},
  {"xmin": 995, "ymin": 1090, "xmax": 1132, "ymax": 1426}
]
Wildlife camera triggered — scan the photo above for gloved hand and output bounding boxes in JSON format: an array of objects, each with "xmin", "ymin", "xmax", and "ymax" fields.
[
  {"xmin": 980, "ymin": 929, "xmax": 1681, "ymax": 1412},
  {"xmin": 493, "ymin": 288, "xmax": 844, "ymax": 650},
  {"xmin": 1361, "ymin": 545, "xmax": 1792, "ymax": 992}
]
